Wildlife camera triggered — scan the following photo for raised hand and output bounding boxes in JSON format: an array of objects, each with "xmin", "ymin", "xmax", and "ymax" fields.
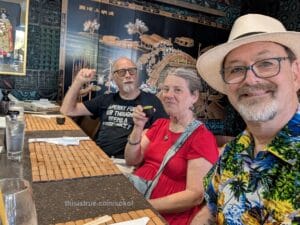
[
  {"xmin": 132, "ymin": 105, "xmax": 149, "ymax": 129},
  {"xmin": 75, "ymin": 68, "xmax": 96, "ymax": 85}
]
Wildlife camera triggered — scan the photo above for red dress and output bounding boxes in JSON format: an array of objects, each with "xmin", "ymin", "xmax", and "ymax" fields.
[{"xmin": 134, "ymin": 119, "xmax": 219, "ymax": 225}]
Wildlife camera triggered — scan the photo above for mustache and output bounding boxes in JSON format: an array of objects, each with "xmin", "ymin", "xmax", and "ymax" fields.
[
  {"xmin": 237, "ymin": 83, "xmax": 277, "ymax": 96},
  {"xmin": 123, "ymin": 80, "xmax": 134, "ymax": 83}
]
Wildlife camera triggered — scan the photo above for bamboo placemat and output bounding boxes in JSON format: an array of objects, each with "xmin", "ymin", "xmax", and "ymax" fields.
[
  {"xmin": 52, "ymin": 208, "xmax": 166, "ymax": 225},
  {"xmin": 25, "ymin": 114, "xmax": 81, "ymax": 131},
  {"xmin": 29, "ymin": 140, "xmax": 121, "ymax": 182}
]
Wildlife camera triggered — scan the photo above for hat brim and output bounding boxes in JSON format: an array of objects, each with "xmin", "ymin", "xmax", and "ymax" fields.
[{"xmin": 196, "ymin": 32, "xmax": 300, "ymax": 94}]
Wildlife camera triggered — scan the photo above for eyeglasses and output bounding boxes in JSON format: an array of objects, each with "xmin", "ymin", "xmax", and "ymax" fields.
[
  {"xmin": 113, "ymin": 67, "xmax": 137, "ymax": 78},
  {"xmin": 221, "ymin": 57, "xmax": 290, "ymax": 84}
]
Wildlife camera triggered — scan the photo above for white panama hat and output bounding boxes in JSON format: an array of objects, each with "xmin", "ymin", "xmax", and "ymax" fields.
[{"xmin": 196, "ymin": 14, "xmax": 300, "ymax": 94}]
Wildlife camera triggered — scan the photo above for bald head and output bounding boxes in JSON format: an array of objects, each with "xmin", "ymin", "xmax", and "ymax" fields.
[{"xmin": 112, "ymin": 57, "xmax": 136, "ymax": 74}]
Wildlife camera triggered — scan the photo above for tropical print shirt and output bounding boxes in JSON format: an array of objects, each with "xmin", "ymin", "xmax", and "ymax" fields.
[{"xmin": 204, "ymin": 107, "xmax": 300, "ymax": 225}]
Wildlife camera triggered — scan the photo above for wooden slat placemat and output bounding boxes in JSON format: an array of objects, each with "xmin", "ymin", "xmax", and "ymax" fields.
[
  {"xmin": 25, "ymin": 114, "xmax": 81, "ymax": 131},
  {"xmin": 29, "ymin": 140, "xmax": 121, "ymax": 182},
  {"xmin": 52, "ymin": 208, "xmax": 167, "ymax": 225}
]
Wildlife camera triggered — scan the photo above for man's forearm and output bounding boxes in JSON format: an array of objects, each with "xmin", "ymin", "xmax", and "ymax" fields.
[
  {"xmin": 190, "ymin": 204, "xmax": 216, "ymax": 225},
  {"xmin": 60, "ymin": 80, "xmax": 82, "ymax": 115},
  {"xmin": 60, "ymin": 68, "xmax": 96, "ymax": 116}
]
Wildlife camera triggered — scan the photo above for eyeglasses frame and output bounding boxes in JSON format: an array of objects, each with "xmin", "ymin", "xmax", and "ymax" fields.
[
  {"xmin": 221, "ymin": 56, "xmax": 291, "ymax": 84},
  {"xmin": 113, "ymin": 67, "xmax": 137, "ymax": 78}
]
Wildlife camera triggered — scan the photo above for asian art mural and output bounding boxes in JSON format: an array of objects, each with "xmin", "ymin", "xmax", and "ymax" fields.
[{"xmin": 60, "ymin": 0, "xmax": 245, "ymax": 135}]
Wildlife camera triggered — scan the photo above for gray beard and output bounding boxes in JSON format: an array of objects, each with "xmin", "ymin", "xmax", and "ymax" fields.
[
  {"xmin": 123, "ymin": 83, "xmax": 135, "ymax": 93},
  {"xmin": 236, "ymin": 99, "xmax": 278, "ymax": 122},
  {"xmin": 234, "ymin": 83, "xmax": 278, "ymax": 122}
]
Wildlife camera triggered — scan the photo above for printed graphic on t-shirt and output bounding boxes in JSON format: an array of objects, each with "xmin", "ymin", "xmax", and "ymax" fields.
[{"xmin": 102, "ymin": 104, "xmax": 134, "ymax": 129}]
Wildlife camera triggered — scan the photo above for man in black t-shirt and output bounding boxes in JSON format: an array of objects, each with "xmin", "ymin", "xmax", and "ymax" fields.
[{"xmin": 61, "ymin": 57, "xmax": 167, "ymax": 158}]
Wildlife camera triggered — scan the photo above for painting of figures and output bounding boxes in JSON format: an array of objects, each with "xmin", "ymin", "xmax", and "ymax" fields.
[{"xmin": 0, "ymin": 0, "xmax": 29, "ymax": 75}]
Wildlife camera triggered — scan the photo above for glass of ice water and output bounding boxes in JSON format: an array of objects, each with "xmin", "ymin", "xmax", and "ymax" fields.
[
  {"xmin": 8, "ymin": 102, "xmax": 24, "ymax": 121},
  {"xmin": 0, "ymin": 178, "xmax": 37, "ymax": 225},
  {"xmin": 5, "ymin": 115, "xmax": 25, "ymax": 162}
]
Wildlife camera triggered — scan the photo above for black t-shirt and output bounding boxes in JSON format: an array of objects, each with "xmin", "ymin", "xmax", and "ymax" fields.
[{"xmin": 83, "ymin": 91, "xmax": 167, "ymax": 158}]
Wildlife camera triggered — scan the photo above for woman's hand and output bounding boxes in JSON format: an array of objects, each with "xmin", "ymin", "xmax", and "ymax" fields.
[{"xmin": 132, "ymin": 105, "xmax": 148, "ymax": 129}]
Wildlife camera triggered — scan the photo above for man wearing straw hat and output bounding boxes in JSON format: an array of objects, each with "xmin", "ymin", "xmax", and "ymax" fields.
[{"xmin": 191, "ymin": 14, "xmax": 300, "ymax": 225}]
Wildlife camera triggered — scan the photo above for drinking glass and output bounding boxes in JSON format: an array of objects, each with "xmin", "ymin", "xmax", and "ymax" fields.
[
  {"xmin": 5, "ymin": 116, "xmax": 25, "ymax": 162},
  {"xmin": 8, "ymin": 102, "xmax": 24, "ymax": 121},
  {"xmin": 0, "ymin": 178, "xmax": 37, "ymax": 225}
]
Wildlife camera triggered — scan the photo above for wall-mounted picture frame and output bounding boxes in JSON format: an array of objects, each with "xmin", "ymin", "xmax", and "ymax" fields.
[{"xmin": 0, "ymin": 0, "xmax": 29, "ymax": 75}]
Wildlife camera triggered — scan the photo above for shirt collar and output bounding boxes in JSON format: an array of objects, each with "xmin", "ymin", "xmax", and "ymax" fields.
[{"xmin": 235, "ymin": 105, "xmax": 300, "ymax": 166}]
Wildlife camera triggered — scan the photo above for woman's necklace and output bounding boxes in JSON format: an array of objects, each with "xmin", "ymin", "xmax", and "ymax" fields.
[
  {"xmin": 165, "ymin": 118, "xmax": 194, "ymax": 141},
  {"xmin": 164, "ymin": 123, "xmax": 182, "ymax": 141},
  {"xmin": 163, "ymin": 134, "xmax": 169, "ymax": 141}
]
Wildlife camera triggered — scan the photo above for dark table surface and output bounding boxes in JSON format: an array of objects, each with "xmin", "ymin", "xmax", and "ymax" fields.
[{"xmin": 0, "ymin": 130, "xmax": 159, "ymax": 225}]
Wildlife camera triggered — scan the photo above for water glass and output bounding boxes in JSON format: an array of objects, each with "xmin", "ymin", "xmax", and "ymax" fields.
[
  {"xmin": 0, "ymin": 178, "xmax": 37, "ymax": 225},
  {"xmin": 8, "ymin": 102, "xmax": 24, "ymax": 121},
  {"xmin": 5, "ymin": 116, "xmax": 25, "ymax": 162}
]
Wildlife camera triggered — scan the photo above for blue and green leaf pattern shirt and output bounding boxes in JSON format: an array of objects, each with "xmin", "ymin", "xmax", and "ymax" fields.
[{"xmin": 204, "ymin": 106, "xmax": 300, "ymax": 225}]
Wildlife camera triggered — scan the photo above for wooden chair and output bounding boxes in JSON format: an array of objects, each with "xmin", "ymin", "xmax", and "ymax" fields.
[{"xmin": 75, "ymin": 116, "xmax": 100, "ymax": 139}]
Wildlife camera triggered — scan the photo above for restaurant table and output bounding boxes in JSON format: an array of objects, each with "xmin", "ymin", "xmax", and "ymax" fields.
[{"xmin": 0, "ymin": 114, "xmax": 167, "ymax": 225}]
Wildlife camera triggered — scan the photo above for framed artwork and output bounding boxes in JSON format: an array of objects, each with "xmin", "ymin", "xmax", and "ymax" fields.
[{"xmin": 0, "ymin": 0, "xmax": 29, "ymax": 75}]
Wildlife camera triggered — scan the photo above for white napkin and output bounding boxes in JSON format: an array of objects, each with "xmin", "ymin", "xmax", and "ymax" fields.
[
  {"xmin": 31, "ymin": 99, "xmax": 58, "ymax": 109},
  {"xmin": 31, "ymin": 114, "xmax": 62, "ymax": 119},
  {"xmin": 111, "ymin": 217, "xmax": 150, "ymax": 225},
  {"xmin": 111, "ymin": 157, "xmax": 135, "ymax": 175},
  {"xmin": 28, "ymin": 136, "xmax": 90, "ymax": 146}
]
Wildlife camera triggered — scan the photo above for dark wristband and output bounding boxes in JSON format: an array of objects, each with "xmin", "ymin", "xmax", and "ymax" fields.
[{"xmin": 127, "ymin": 137, "xmax": 141, "ymax": 145}]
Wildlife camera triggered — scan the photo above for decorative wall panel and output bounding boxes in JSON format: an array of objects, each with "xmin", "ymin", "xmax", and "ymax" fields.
[
  {"xmin": 59, "ymin": 0, "xmax": 247, "ymax": 135},
  {"xmin": 2, "ymin": 0, "xmax": 299, "ymax": 135}
]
